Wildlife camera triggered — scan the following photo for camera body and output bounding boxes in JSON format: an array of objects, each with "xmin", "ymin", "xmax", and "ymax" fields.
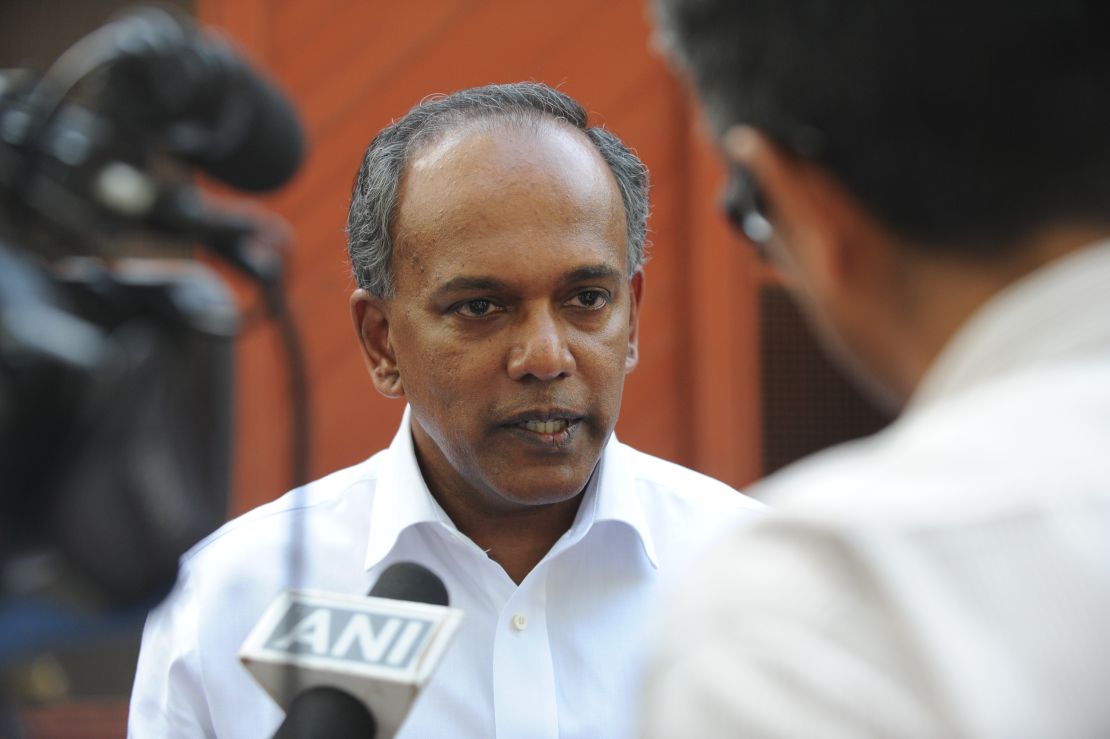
[
  {"xmin": 0, "ymin": 246, "xmax": 235, "ymax": 615},
  {"xmin": 0, "ymin": 6, "xmax": 303, "ymax": 662}
]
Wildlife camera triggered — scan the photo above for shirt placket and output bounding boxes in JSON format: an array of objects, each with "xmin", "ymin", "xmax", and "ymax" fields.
[{"xmin": 492, "ymin": 565, "xmax": 558, "ymax": 738}]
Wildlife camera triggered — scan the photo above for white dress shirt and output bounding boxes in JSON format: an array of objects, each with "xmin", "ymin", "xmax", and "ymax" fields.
[
  {"xmin": 644, "ymin": 240, "xmax": 1110, "ymax": 739},
  {"xmin": 129, "ymin": 409, "xmax": 765, "ymax": 738}
]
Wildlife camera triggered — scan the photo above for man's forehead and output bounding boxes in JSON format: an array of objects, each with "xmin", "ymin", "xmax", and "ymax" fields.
[
  {"xmin": 407, "ymin": 119, "xmax": 603, "ymax": 181},
  {"xmin": 392, "ymin": 120, "xmax": 627, "ymax": 261}
]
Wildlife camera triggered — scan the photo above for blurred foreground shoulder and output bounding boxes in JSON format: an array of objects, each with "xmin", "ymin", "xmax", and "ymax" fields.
[{"xmin": 619, "ymin": 441, "xmax": 768, "ymax": 515}]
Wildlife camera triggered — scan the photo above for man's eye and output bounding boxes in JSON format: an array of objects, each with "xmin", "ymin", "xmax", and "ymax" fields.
[
  {"xmin": 455, "ymin": 299, "xmax": 499, "ymax": 317},
  {"xmin": 568, "ymin": 290, "xmax": 609, "ymax": 310}
]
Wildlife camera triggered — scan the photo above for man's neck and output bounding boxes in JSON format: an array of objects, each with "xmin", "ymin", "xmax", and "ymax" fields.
[
  {"xmin": 411, "ymin": 449, "xmax": 585, "ymax": 584},
  {"xmin": 892, "ymin": 225, "xmax": 1109, "ymax": 399},
  {"xmin": 438, "ymin": 493, "xmax": 583, "ymax": 585}
]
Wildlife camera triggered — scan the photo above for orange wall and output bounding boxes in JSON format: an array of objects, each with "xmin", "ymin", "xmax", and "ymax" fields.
[{"xmin": 197, "ymin": 0, "xmax": 763, "ymax": 514}]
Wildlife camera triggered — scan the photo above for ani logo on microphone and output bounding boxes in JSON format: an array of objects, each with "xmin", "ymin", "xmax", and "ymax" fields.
[
  {"xmin": 238, "ymin": 585, "xmax": 463, "ymax": 692},
  {"xmin": 239, "ymin": 588, "xmax": 463, "ymax": 713},
  {"xmin": 263, "ymin": 602, "xmax": 435, "ymax": 670}
]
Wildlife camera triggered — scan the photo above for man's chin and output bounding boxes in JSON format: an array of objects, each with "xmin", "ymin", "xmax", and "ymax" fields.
[
  {"xmin": 485, "ymin": 465, "xmax": 597, "ymax": 510},
  {"xmin": 468, "ymin": 421, "xmax": 611, "ymax": 509}
]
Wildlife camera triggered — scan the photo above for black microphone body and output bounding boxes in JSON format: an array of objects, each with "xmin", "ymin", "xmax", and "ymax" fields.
[
  {"xmin": 363, "ymin": 561, "xmax": 450, "ymax": 606},
  {"xmin": 274, "ymin": 686, "xmax": 377, "ymax": 739}
]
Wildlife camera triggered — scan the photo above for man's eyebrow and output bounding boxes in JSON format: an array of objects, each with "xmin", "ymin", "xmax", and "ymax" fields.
[
  {"xmin": 564, "ymin": 264, "xmax": 623, "ymax": 283},
  {"xmin": 432, "ymin": 265, "xmax": 623, "ymax": 297},
  {"xmin": 433, "ymin": 276, "xmax": 510, "ymax": 295}
]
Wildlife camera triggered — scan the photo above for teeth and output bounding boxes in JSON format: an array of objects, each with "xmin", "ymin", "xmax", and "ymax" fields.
[{"xmin": 522, "ymin": 419, "xmax": 570, "ymax": 435}]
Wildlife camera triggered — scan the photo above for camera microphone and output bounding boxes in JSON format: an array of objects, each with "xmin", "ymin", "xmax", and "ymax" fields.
[{"xmin": 96, "ymin": 7, "xmax": 304, "ymax": 192}]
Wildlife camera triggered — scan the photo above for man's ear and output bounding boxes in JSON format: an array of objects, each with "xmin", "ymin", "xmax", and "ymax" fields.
[
  {"xmin": 350, "ymin": 289, "xmax": 404, "ymax": 398},
  {"xmin": 624, "ymin": 269, "xmax": 645, "ymax": 373},
  {"xmin": 722, "ymin": 126, "xmax": 879, "ymax": 297}
]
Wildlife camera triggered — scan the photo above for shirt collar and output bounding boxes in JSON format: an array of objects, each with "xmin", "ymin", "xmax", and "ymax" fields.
[
  {"xmin": 363, "ymin": 408, "xmax": 659, "ymax": 571},
  {"xmin": 564, "ymin": 434, "xmax": 660, "ymax": 569},
  {"xmin": 363, "ymin": 405, "xmax": 455, "ymax": 570},
  {"xmin": 910, "ymin": 239, "xmax": 1110, "ymax": 411}
]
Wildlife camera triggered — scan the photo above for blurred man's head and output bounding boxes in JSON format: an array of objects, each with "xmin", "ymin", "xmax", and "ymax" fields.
[
  {"xmin": 655, "ymin": 1, "xmax": 1110, "ymax": 406},
  {"xmin": 346, "ymin": 83, "xmax": 647, "ymax": 516}
]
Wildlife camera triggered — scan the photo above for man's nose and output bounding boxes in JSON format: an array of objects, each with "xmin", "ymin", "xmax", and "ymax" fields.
[{"xmin": 506, "ymin": 308, "xmax": 576, "ymax": 381}]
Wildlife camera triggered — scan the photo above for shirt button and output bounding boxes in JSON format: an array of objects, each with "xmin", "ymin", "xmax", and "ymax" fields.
[{"xmin": 511, "ymin": 613, "xmax": 528, "ymax": 631}]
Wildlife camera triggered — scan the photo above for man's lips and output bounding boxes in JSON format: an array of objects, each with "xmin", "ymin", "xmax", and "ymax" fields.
[
  {"xmin": 498, "ymin": 409, "xmax": 585, "ymax": 445},
  {"xmin": 499, "ymin": 408, "xmax": 583, "ymax": 427}
]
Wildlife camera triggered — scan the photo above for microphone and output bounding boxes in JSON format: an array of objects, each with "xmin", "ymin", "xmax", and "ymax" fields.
[
  {"xmin": 98, "ymin": 8, "xmax": 305, "ymax": 192},
  {"xmin": 239, "ymin": 562, "xmax": 462, "ymax": 738}
]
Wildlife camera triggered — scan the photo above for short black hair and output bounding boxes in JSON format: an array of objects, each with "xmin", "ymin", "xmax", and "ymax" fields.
[{"xmin": 655, "ymin": 0, "xmax": 1110, "ymax": 255}]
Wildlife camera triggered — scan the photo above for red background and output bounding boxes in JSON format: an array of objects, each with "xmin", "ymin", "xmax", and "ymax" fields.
[{"xmin": 202, "ymin": 0, "xmax": 764, "ymax": 516}]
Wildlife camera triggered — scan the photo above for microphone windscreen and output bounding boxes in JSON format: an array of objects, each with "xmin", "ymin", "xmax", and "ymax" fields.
[
  {"xmin": 369, "ymin": 562, "xmax": 449, "ymax": 606},
  {"xmin": 190, "ymin": 66, "xmax": 304, "ymax": 192},
  {"xmin": 272, "ymin": 686, "xmax": 376, "ymax": 739}
]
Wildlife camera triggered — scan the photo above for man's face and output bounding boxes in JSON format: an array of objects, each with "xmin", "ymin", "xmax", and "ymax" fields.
[
  {"xmin": 354, "ymin": 122, "xmax": 642, "ymax": 514},
  {"xmin": 721, "ymin": 128, "xmax": 909, "ymax": 410}
]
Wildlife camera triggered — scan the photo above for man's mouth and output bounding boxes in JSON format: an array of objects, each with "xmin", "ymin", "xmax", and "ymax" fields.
[
  {"xmin": 519, "ymin": 419, "xmax": 571, "ymax": 435},
  {"xmin": 500, "ymin": 411, "xmax": 583, "ymax": 448}
]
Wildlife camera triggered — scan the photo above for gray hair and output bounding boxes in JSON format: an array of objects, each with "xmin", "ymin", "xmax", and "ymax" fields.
[{"xmin": 346, "ymin": 82, "xmax": 650, "ymax": 297}]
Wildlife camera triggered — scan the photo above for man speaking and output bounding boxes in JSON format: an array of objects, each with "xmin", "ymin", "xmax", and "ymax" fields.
[
  {"xmin": 128, "ymin": 82, "xmax": 764, "ymax": 738},
  {"xmin": 646, "ymin": 2, "xmax": 1110, "ymax": 737}
]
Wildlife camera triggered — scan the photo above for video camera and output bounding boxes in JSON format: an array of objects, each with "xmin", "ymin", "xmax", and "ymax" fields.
[{"xmin": 0, "ymin": 6, "xmax": 304, "ymax": 664}]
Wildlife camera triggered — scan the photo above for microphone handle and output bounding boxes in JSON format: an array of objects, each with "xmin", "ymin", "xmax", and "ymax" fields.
[{"xmin": 272, "ymin": 686, "xmax": 377, "ymax": 739}]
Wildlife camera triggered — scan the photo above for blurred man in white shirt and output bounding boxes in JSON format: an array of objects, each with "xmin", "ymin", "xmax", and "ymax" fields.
[{"xmin": 646, "ymin": 2, "xmax": 1110, "ymax": 737}]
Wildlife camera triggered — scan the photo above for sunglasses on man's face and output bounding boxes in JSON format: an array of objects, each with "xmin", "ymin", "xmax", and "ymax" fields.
[{"xmin": 722, "ymin": 166, "xmax": 773, "ymax": 250}]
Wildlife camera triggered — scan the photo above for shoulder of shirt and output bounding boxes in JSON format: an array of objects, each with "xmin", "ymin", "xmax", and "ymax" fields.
[
  {"xmin": 179, "ymin": 448, "xmax": 387, "ymax": 566},
  {"xmin": 613, "ymin": 440, "xmax": 769, "ymax": 514}
]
